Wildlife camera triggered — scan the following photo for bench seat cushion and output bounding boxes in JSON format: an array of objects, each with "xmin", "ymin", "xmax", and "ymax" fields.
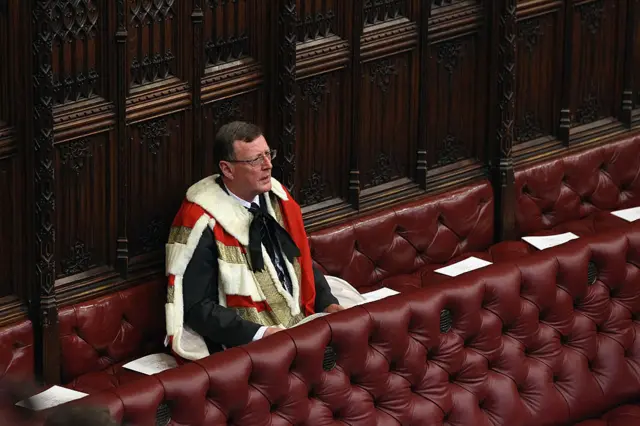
[
  {"xmin": 64, "ymin": 360, "xmax": 150, "ymax": 395},
  {"xmin": 58, "ymin": 278, "xmax": 167, "ymax": 392},
  {"xmin": 374, "ymin": 241, "xmax": 532, "ymax": 292}
]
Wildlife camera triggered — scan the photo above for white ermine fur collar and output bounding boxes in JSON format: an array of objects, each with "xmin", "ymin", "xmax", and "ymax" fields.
[{"xmin": 186, "ymin": 174, "xmax": 289, "ymax": 246}]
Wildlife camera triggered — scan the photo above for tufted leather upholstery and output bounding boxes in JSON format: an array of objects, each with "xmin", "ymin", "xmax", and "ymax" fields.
[
  {"xmin": 0, "ymin": 319, "xmax": 34, "ymax": 383},
  {"xmin": 0, "ymin": 320, "xmax": 41, "ymax": 426},
  {"xmin": 309, "ymin": 180, "xmax": 503, "ymax": 293},
  {"xmin": 515, "ymin": 135, "xmax": 640, "ymax": 237},
  {"xmin": 67, "ymin": 224, "xmax": 640, "ymax": 425},
  {"xmin": 58, "ymin": 278, "xmax": 167, "ymax": 394}
]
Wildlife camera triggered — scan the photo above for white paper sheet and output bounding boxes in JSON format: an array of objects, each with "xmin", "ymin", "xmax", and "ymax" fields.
[
  {"xmin": 122, "ymin": 353, "xmax": 178, "ymax": 375},
  {"xmin": 434, "ymin": 256, "xmax": 493, "ymax": 277},
  {"xmin": 16, "ymin": 386, "xmax": 87, "ymax": 411},
  {"xmin": 611, "ymin": 206, "xmax": 640, "ymax": 222},
  {"xmin": 522, "ymin": 232, "xmax": 579, "ymax": 250},
  {"xmin": 292, "ymin": 312, "xmax": 330, "ymax": 327},
  {"xmin": 359, "ymin": 287, "xmax": 399, "ymax": 304},
  {"xmin": 326, "ymin": 275, "xmax": 367, "ymax": 308}
]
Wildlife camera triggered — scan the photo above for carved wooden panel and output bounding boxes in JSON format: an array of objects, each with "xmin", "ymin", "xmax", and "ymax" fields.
[
  {"xmin": 50, "ymin": 0, "xmax": 104, "ymax": 105},
  {"xmin": 514, "ymin": 7, "xmax": 563, "ymax": 145},
  {"xmin": 204, "ymin": 0, "xmax": 250, "ymax": 67},
  {"xmin": 0, "ymin": 0, "xmax": 9, "ymax": 125},
  {"xmin": 296, "ymin": 71, "xmax": 349, "ymax": 206},
  {"xmin": 296, "ymin": 0, "xmax": 338, "ymax": 41},
  {"xmin": 363, "ymin": 0, "xmax": 407, "ymax": 28},
  {"xmin": 54, "ymin": 133, "xmax": 113, "ymax": 282},
  {"xmin": 128, "ymin": 113, "xmax": 191, "ymax": 260},
  {"xmin": 631, "ymin": 0, "xmax": 640, "ymax": 110},
  {"xmin": 0, "ymin": 155, "xmax": 17, "ymax": 299},
  {"xmin": 427, "ymin": 35, "xmax": 487, "ymax": 167},
  {"xmin": 360, "ymin": 54, "xmax": 417, "ymax": 188},
  {"xmin": 569, "ymin": 0, "xmax": 622, "ymax": 128},
  {"xmin": 127, "ymin": 0, "xmax": 180, "ymax": 89}
]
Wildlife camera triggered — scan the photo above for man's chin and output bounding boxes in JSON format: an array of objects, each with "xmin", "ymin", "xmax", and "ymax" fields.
[{"xmin": 260, "ymin": 179, "xmax": 272, "ymax": 192}]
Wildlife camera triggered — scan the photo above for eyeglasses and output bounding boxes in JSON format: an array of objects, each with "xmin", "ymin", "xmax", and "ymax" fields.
[{"xmin": 227, "ymin": 149, "xmax": 277, "ymax": 168}]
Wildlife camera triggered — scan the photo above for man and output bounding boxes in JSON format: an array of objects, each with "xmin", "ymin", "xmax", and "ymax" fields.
[{"xmin": 164, "ymin": 121, "xmax": 344, "ymax": 360}]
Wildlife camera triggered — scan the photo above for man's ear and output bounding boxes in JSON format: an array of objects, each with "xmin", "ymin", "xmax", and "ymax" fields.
[{"xmin": 219, "ymin": 161, "xmax": 234, "ymax": 180}]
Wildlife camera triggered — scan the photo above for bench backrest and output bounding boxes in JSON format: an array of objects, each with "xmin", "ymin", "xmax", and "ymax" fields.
[
  {"xmin": 515, "ymin": 134, "xmax": 640, "ymax": 236},
  {"xmin": 57, "ymin": 278, "xmax": 166, "ymax": 384},
  {"xmin": 308, "ymin": 180, "xmax": 494, "ymax": 293},
  {"xmin": 0, "ymin": 319, "xmax": 34, "ymax": 383}
]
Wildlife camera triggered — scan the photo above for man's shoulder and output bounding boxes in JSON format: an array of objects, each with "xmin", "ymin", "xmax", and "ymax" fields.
[{"xmin": 172, "ymin": 199, "xmax": 210, "ymax": 228}]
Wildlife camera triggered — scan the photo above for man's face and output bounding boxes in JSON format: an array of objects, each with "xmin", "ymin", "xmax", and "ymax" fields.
[{"xmin": 223, "ymin": 135, "xmax": 273, "ymax": 199}]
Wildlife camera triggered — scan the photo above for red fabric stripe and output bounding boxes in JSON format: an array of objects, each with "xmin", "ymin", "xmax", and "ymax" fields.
[
  {"xmin": 279, "ymin": 189, "xmax": 316, "ymax": 316},
  {"xmin": 168, "ymin": 275, "xmax": 175, "ymax": 286},
  {"xmin": 171, "ymin": 200, "xmax": 207, "ymax": 228},
  {"xmin": 226, "ymin": 295, "xmax": 271, "ymax": 313},
  {"xmin": 213, "ymin": 223, "xmax": 245, "ymax": 250}
]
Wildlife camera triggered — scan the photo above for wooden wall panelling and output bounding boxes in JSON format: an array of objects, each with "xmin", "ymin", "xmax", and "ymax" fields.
[
  {"xmin": 53, "ymin": 133, "xmax": 117, "ymax": 293},
  {"xmin": 125, "ymin": 0, "xmax": 192, "ymax": 273},
  {"xmin": 116, "ymin": 0, "xmax": 128, "ymax": 275},
  {"xmin": 0, "ymin": 0, "xmax": 29, "ymax": 325},
  {"xmin": 416, "ymin": 1, "xmax": 431, "ymax": 190},
  {"xmin": 190, "ymin": 0, "xmax": 203, "ymax": 179},
  {"xmin": 565, "ymin": 0, "xmax": 627, "ymax": 144},
  {"xmin": 356, "ymin": 0, "xmax": 424, "ymax": 212},
  {"xmin": 276, "ymin": 0, "xmax": 298, "ymax": 193},
  {"xmin": 426, "ymin": 1, "xmax": 489, "ymax": 192},
  {"xmin": 127, "ymin": 114, "xmax": 190, "ymax": 269},
  {"xmin": 52, "ymin": 0, "xmax": 118, "ymax": 302},
  {"xmin": 347, "ymin": 0, "xmax": 362, "ymax": 211},
  {"xmin": 629, "ymin": 0, "xmax": 640, "ymax": 126},
  {"xmin": 294, "ymin": 0, "xmax": 353, "ymax": 228},
  {"xmin": 513, "ymin": 0, "xmax": 565, "ymax": 161},
  {"xmin": 0, "ymin": 0, "xmax": 9, "ymax": 126},
  {"xmin": 621, "ymin": 0, "xmax": 635, "ymax": 127},
  {"xmin": 33, "ymin": 0, "xmax": 61, "ymax": 385},
  {"xmin": 489, "ymin": 0, "xmax": 516, "ymax": 241},
  {"xmin": 558, "ymin": 0, "xmax": 573, "ymax": 143},
  {"xmin": 200, "ymin": 0, "xmax": 270, "ymax": 179},
  {"xmin": 0, "ymin": 129, "xmax": 26, "ymax": 325}
]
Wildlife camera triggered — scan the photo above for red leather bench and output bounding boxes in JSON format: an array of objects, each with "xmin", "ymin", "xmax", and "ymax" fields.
[
  {"xmin": 63, "ymin": 223, "xmax": 640, "ymax": 425},
  {"xmin": 309, "ymin": 179, "xmax": 528, "ymax": 292},
  {"xmin": 0, "ymin": 320, "xmax": 40, "ymax": 424},
  {"xmin": 0, "ymin": 319, "xmax": 35, "ymax": 385},
  {"xmin": 57, "ymin": 277, "xmax": 167, "ymax": 394},
  {"xmin": 515, "ymin": 133, "xmax": 640, "ymax": 237},
  {"xmin": 0, "ymin": 280, "xmax": 167, "ymax": 424}
]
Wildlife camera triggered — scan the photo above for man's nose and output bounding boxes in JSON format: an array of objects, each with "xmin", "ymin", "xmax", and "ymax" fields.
[{"xmin": 262, "ymin": 155, "xmax": 273, "ymax": 169}]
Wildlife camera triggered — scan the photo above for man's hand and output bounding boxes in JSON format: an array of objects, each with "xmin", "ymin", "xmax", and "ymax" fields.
[
  {"xmin": 263, "ymin": 326, "xmax": 284, "ymax": 337},
  {"xmin": 324, "ymin": 304, "xmax": 345, "ymax": 313}
]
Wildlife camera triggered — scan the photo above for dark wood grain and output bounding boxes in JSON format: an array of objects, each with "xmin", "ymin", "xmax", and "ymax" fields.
[
  {"xmin": 514, "ymin": 6, "xmax": 563, "ymax": 148},
  {"xmin": 33, "ymin": 0, "xmax": 61, "ymax": 385},
  {"xmin": 54, "ymin": 134, "xmax": 113, "ymax": 282},
  {"xmin": 128, "ymin": 113, "xmax": 191, "ymax": 265},
  {"xmin": 296, "ymin": 71, "xmax": 350, "ymax": 207},
  {"xmin": 0, "ymin": 153, "xmax": 16, "ymax": 299}
]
